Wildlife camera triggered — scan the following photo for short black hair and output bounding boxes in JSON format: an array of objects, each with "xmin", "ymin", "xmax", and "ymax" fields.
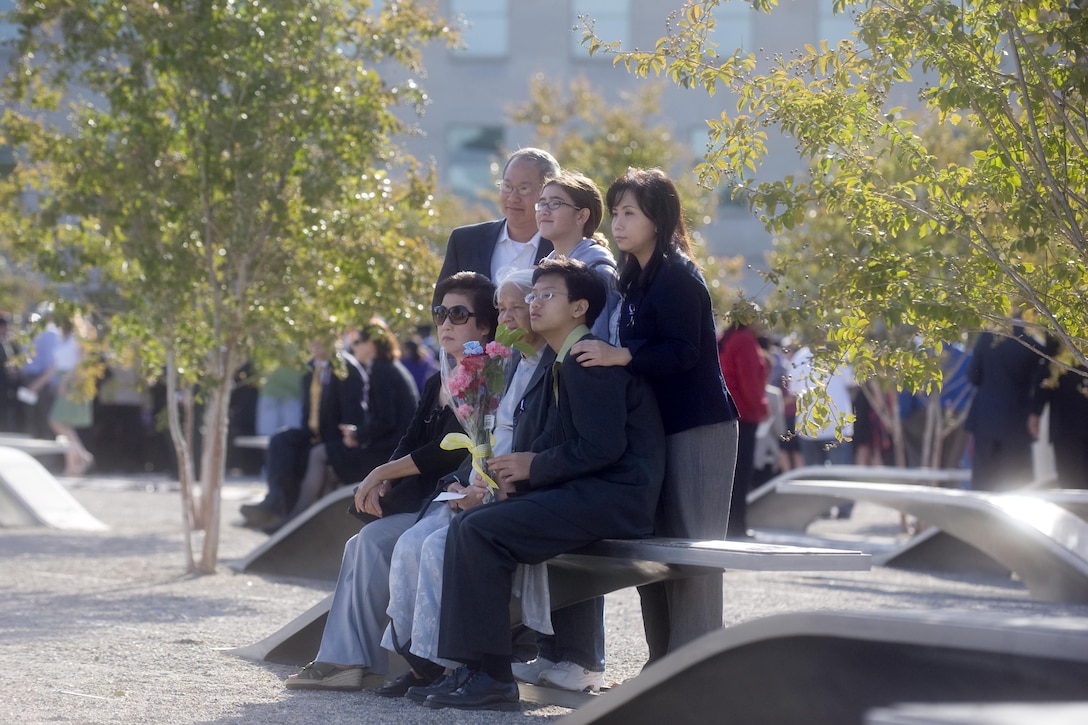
[
  {"xmin": 532, "ymin": 257, "xmax": 606, "ymax": 328},
  {"xmin": 433, "ymin": 271, "xmax": 499, "ymax": 342}
]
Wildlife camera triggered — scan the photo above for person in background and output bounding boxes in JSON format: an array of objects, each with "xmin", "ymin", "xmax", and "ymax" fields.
[
  {"xmin": 0, "ymin": 314, "xmax": 20, "ymax": 432},
  {"xmin": 400, "ymin": 339, "xmax": 440, "ymax": 396},
  {"xmin": 26, "ymin": 315, "xmax": 95, "ymax": 475},
  {"xmin": 256, "ymin": 355, "xmax": 304, "ymax": 438},
  {"xmin": 751, "ymin": 348, "xmax": 787, "ymax": 488},
  {"xmin": 287, "ymin": 319, "xmax": 419, "ymax": 521},
  {"xmin": 570, "ymin": 168, "xmax": 740, "ymax": 664},
  {"xmin": 19, "ymin": 307, "xmax": 59, "ymax": 439},
  {"xmin": 240, "ymin": 338, "xmax": 366, "ymax": 530},
  {"xmin": 1029, "ymin": 335, "xmax": 1088, "ymax": 489},
  {"xmin": 717, "ymin": 302, "xmax": 769, "ymax": 538},
  {"xmin": 964, "ymin": 320, "xmax": 1044, "ymax": 490}
]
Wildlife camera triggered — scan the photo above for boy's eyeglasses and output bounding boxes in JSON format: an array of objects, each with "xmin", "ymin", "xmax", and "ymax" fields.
[{"xmin": 524, "ymin": 290, "xmax": 569, "ymax": 304}]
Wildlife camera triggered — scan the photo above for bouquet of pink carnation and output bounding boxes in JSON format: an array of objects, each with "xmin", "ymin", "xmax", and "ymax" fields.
[{"xmin": 440, "ymin": 324, "xmax": 533, "ymax": 493}]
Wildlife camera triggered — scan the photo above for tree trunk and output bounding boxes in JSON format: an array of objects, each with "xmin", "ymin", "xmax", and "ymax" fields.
[
  {"xmin": 196, "ymin": 366, "xmax": 235, "ymax": 574},
  {"xmin": 164, "ymin": 350, "xmax": 197, "ymax": 573}
]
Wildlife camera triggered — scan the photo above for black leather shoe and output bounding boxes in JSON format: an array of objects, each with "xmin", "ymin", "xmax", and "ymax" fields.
[
  {"xmin": 374, "ymin": 670, "xmax": 430, "ymax": 698},
  {"xmin": 405, "ymin": 666, "xmax": 471, "ymax": 704},
  {"xmin": 240, "ymin": 500, "xmax": 282, "ymax": 528},
  {"xmin": 423, "ymin": 671, "xmax": 520, "ymax": 711}
]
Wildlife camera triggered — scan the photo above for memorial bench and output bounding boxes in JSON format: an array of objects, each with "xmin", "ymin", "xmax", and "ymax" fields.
[
  {"xmin": 0, "ymin": 433, "xmax": 71, "ymax": 459},
  {"xmin": 233, "ymin": 435, "xmax": 270, "ymax": 451},
  {"xmin": 775, "ymin": 480, "xmax": 1088, "ymax": 603},
  {"xmin": 747, "ymin": 464, "xmax": 970, "ymax": 533},
  {"xmin": 559, "ymin": 609, "xmax": 1088, "ymax": 724},
  {"xmin": 0, "ymin": 447, "xmax": 107, "ymax": 530},
  {"xmin": 226, "ymin": 534, "xmax": 871, "ymax": 667}
]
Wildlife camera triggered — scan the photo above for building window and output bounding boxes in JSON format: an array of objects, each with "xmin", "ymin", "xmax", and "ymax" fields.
[
  {"xmin": 451, "ymin": 0, "xmax": 508, "ymax": 58},
  {"xmin": 571, "ymin": 0, "xmax": 629, "ymax": 58},
  {"xmin": 446, "ymin": 124, "xmax": 504, "ymax": 198},
  {"xmin": 709, "ymin": 1, "xmax": 754, "ymax": 54}
]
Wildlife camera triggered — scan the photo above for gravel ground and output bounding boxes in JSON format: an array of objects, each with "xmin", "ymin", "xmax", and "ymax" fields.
[{"xmin": 3, "ymin": 472, "xmax": 1087, "ymax": 724}]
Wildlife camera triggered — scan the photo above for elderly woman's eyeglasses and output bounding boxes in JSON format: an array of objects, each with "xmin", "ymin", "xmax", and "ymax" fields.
[
  {"xmin": 432, "ymin": 304, "xmax": 477, "ymax": 326},
  {"xmin": 534, "ymin": 199, "xmax": 581, "ymax": 212}
]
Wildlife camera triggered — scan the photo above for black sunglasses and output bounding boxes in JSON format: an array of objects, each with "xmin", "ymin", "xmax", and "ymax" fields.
[{"xmin": 432, "ymin": 304, "xmax": 477, "ymax": 326}]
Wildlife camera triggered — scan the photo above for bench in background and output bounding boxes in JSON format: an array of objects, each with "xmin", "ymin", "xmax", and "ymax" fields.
[{"xmin": 776, "ymin": 480, "xmax": 1088, "ymax": 603}]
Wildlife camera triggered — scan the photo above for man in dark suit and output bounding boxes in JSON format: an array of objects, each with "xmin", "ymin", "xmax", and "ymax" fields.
[
  {"xmin": 965, "ymin": 321, "xmax": 1045, "ymax": 490},
  {"xmin": 240, "ymin": 339, "xmax": 367, "ymax": 529},
  {"xmin": 433, "ymin": 148, "xmax": 559, "ymax": 302},
  {"xmin": 422, "ymin": 258, "xmax": 665, "ymax": 711}
]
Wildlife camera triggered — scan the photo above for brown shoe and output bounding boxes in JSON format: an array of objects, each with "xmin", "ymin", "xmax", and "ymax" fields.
[{"xmin": 285, "ymin": 661, "xmax": 368, "ymax": 691}]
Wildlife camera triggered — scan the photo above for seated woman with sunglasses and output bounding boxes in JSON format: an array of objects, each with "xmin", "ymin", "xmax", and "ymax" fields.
[{"xmin": 285, "ymin": 272, "xmax": 498, "ymax": 692}]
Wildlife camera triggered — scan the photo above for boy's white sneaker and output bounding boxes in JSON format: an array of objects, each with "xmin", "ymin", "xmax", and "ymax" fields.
[
  {"xmin": 538, "ymin": 661, "xmax": 605, "ymax": 693},
  {"xmin": 511, "ymin": 656, "xmax": 557, "ymax": 684}
]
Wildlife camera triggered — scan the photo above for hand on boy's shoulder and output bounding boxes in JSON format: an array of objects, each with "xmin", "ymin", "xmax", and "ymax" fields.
[{"xmin": 570, "ymin": 338, "xmax": 632, "ymax": 368}]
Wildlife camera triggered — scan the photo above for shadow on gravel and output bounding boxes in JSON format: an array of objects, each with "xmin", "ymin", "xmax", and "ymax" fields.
[
  {"xmin": 0, "ymin": 530, "xmax": 181, "ymax": 558},
  {"xmin": 0, "ymin": 588, "xmax": 265, "ymax": 644}
]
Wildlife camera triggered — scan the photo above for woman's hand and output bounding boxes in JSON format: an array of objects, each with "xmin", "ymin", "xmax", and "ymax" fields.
[
  {"xmin": 340, "ymin": 424, "xmax": 359, "ymax": 448},
  {"xmin": 448, "ymin": 476, "xmax": 492, "ymax": 511},
  {"xmin": 354, "ymin": 470, "xmax": 389, "ymax": 518},
  {"xmin": 488, "ymin": 452, "xmax": 536, "ymax": 488},
  {"xmin": 571, "ymin": 339, "xmax": 632, "ymax": 368}
]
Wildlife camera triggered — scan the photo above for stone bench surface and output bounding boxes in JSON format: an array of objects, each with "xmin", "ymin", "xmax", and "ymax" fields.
[
  {"xmin": 561, "ymin": 609, "xmax": 1088, "ymax": 724},
  {"xmin": 0, "ymin": 435, "xmax": 70, "ymax": 456},
  {"xmin": 232, "ymin": 435, "xmax": 270, "ymax": 450},
  {"xmin": 778, "ymin": 479, "xmax": 1088, "ymax": 603},
  {"xmin": 747, "ymin": 464, "xmax": 971, "ymax": 532},
  {"xmin": 228, "ymin": 530, "xmax": 870, "ymax": 666}
]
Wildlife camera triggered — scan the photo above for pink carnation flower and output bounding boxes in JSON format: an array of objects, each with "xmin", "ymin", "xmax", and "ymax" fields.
[
  {"xmin": 461, "ymin": 354, "xmax": 487, "ymax": 372},
  {"xmin": 447, "ymin": 368, "xmax": 473, "ymax": 397},
  {"xmin": 456, "ymin": 403, "xmax": 475, "ymax": 419},
  {"xmin": 485, "ymin": 341, "xmax": 512, "ymax": 359}
]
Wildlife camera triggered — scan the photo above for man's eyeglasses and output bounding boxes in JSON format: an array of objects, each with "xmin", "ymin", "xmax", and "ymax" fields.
[
  {"xmin": 534, "ymin": 199, "xmax": 581, "ymax": 212},
  {"xmin": 524, "ymin": 290, "xmax": 569, "ymax": 304},
  {"xmin": 496, "ymin": 181, "xmax": 539, "ymax": 197},
  {"xmin": 432, "ymin": 304, "xmax": 477, "ymax": 326}
]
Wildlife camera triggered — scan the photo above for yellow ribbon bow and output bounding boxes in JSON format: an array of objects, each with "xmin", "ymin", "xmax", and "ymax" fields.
[{"xmin": 440, "ymin": 432, "xmax": 499, "ymax": 491}]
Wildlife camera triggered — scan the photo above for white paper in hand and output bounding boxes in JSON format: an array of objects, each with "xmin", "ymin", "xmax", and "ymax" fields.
[{"xmin": 434, "ymin": 491, "xmax": 468, "ymax": 502}]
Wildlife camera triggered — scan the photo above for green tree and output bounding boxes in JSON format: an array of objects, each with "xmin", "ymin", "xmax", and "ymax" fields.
[
  {"xmin": 508, "ymin": 76, "xmax": 745, "ymax": 309},
  {"xmin": 581, "ymin": 0, "xmax": 1088, "ymax": 387},
  {"xmin": 0, "ymin": 0, "xmax": 451, "ymax": 573}
]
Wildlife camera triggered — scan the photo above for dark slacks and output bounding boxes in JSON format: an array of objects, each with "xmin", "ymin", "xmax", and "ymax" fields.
[
  {"xmin": 535, "ymin": 597, "xmax": 606, "ymax": 671},
  {"xmin": 725, "ymin": 420, "xmax": 758, "ymax": 536},
  {"xmin": 970, "ymin": 434, "xmax": 1033, "ymax": 491},
  {"xmin": 264, "ymin": 427, "xmax": 314, "ymax": 513},
  {"xmin": 438, "ymin": 496, "xmax": 609, "ymax": 664}
]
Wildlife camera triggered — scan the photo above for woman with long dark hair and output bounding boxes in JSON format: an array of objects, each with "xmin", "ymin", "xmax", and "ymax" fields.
[{"xmin": 571, "ymin": 167, "xmax": 739, "ymax": 663}]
